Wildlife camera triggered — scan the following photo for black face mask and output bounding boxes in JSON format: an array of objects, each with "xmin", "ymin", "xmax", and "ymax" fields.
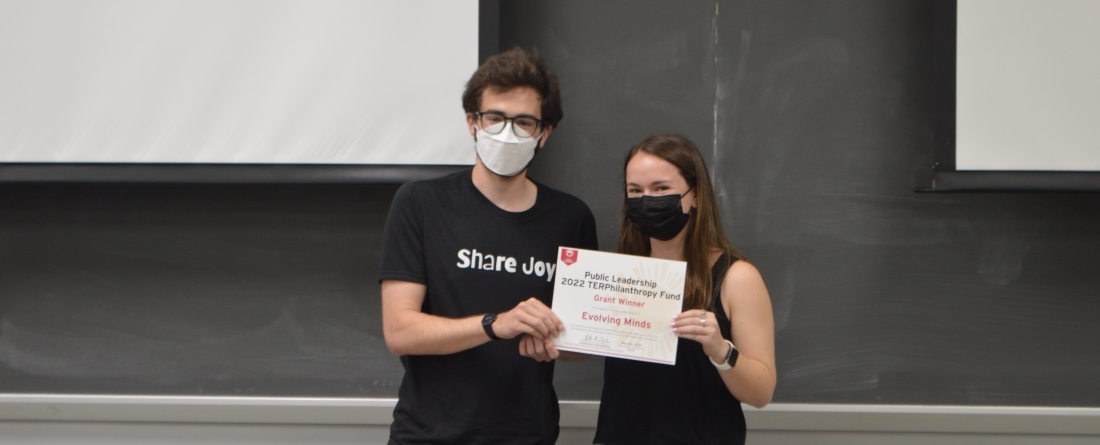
[{"xmin": 625, "ymin": 193, "xmax": 691, "ymax": 241}]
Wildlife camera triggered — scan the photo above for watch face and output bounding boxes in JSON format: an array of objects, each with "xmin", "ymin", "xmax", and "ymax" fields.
[{"xmin": 482, "ymin": 313, "xmax": 500, "ymax": 340}]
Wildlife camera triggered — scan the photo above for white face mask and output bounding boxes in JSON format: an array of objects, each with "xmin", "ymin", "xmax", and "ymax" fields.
[{"xmin": 474, "ymin": 123, "xmax": 539, "ymax": 177}]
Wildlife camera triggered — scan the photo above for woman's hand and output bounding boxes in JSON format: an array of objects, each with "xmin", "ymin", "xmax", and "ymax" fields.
[{"xmin": 671, "ymin": 309, "xmax": 730, "ymax": 364}]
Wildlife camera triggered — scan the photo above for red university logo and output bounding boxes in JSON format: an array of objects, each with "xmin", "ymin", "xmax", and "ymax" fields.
[{"xmin": 561, "ymin": 248, "xmax": 578, "ymax": 266}]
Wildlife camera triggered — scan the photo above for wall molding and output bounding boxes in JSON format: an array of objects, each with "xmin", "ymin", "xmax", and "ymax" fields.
[{"xmin": 1, "ymin": 395, "xmax": 1097, "ymax": 436}]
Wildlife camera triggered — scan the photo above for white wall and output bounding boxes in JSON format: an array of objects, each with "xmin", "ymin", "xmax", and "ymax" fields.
[
  {"xmin": 0, "ymin": 0, "xmax": 478, "ymax": 165},
  {"xmin": 956, "ymin": 0, "xmax": 1100, "ymax": 171}
]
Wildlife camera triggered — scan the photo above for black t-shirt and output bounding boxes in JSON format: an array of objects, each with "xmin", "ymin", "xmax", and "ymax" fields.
[{"xmin": 379, "ymin": 169, "xmax": 599, "ymax": 445}]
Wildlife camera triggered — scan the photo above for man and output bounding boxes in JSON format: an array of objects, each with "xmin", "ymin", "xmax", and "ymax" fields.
[{"xmin": 379, "ymin": 48, "xmax": 599, "ymax": 445}]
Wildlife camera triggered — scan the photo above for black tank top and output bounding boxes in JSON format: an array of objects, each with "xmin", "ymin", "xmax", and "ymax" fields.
[{"xmin": 593, "ymin": 254, "xmax": 745, "ymax": 445}]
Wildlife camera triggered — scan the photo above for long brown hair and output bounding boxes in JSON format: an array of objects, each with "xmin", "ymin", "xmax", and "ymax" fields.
[{"xmin": 618, "ymin": 134, "xmax": 744, "ymax": 311}]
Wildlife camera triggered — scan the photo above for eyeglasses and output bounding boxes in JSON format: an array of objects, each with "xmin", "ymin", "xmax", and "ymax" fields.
[{"xmin": 474, "ymin": 111, "xmax": 546, "ymax": 138}]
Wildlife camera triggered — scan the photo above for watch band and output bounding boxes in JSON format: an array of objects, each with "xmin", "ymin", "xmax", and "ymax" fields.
[
  {"xmin": 709, "ymin": 340, "xmax": 738, "ymax": 371},
  {"xmin": 482, "ymin": 313, "xmax": 502, "ymax": 341}
]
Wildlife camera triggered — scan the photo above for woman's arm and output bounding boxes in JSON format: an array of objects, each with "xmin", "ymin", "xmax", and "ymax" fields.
[
  {"xmin": 671, "ymin": 261, "xmax": 776, "ymax": 408},
  {"xmin": 715, "ymin": 261, "xmax": 776, "ymax": 407}
]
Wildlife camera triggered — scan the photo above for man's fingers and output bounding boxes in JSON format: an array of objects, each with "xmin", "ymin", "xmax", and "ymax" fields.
[
  {"xmin": 499, "ymin": 309, "xmax": 545, "ymax": 339},
  {"xmin": 519, "ymin": 336, "xmax": 532, "ymax": 356},
  {"xmin": 536, "ymin": 316, "xmax": 560, "ymax": 339},
  {"xmin": 546, "ymin": 312, "xmax": 564, "ymax": 336},
  {"xmin": 513, "ymin": 309, "xmax": 555, "ymax": 337},
  {"xmin": 532, "ymin": 336, "xmax": 547, "ymax": 356},
  {"xmin": 516, "ymin": 313, "xmax": 551, "ymax": 338},
  {"xmin": 507, "ymin": 298, "xmax": 568, "ymax": 340},
  {"xmin": 517, "ymin": 335, "xmax": 547, "ymax": 362},
  {"xmin": 515, "ymin": 333, "xmax": 561, "ymax": 362},
  {"xmin": 520, "ymin": 335, "xmax": 546, "ymax": 360},
  {"xmin": 519, "ymin": 299, "xmax": 563, "ymax": 337},
  {"xmin": 523, "ymin": 297, "xmax": 551, "ymax": 310},
  {"xmin": 544, "ymin": 338, "xmax": 560, "ymax": 360}
]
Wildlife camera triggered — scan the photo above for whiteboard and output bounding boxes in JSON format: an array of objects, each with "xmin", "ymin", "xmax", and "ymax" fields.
[
  {"xmin": 956, "ymin": 0, "xmax": 1100, "ymax": 171},
  {"xmin": 0, "ymin": 0, "xmax": 478, "ymax": 165}
]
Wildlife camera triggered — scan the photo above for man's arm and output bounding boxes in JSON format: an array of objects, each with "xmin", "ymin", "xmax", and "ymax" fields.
[
  {"xmin": 382, "ymin": 280, "xmax": 487, "ymax": 356},
  {"xmin": 382, "ymin": 279, "xmax": 565, "ymax": 356}
]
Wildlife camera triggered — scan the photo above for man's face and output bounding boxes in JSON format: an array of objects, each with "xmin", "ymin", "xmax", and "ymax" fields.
[{"xmin": 466, "ymin": 86, "xmax": 552, "ymax": 148}]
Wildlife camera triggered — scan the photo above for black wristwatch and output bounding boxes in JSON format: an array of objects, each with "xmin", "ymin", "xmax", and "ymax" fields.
[{"xmin": 482, "ymin": 313, "xmax": 502, "ymax": 341}]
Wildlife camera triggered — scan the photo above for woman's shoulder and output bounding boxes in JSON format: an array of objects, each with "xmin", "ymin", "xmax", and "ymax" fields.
[
  {"xmin": 719, "ymin": 257, "xmax": 767, "ymax": 299},
  {"xmin": 724, "ymin": 260, "xmax": 763, "ymax": 284},
  {"xmin": 717, "ymin": 264, "xmax": 768, "ymax": 324}
]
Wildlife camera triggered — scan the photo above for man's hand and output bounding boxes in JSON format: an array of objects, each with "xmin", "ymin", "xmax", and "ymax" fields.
[
  {"xmin": 519, "ymin": 335, "xmax": 560, "ymax": 362},
  {"xmin": 492, "ymin": 297, "xmax": 564, "ymax": 340}
]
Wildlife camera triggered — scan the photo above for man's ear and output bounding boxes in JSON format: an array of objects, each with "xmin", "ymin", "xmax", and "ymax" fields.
[
  {"xmin": 466, "ymin": 113, "xmax": 478, "ymax": 138},
  {"xmin": 538, "ymin": 126, "xmax": 554, "ymax": 148}
]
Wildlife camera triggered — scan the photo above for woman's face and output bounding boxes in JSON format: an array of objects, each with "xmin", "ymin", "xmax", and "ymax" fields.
[{"xmin": 625, "ymin": 152, "xmax": 695, "ymax": 213}]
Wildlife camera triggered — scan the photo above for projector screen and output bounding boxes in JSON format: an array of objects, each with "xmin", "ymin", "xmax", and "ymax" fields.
[
  {"xmin": 956, "ymin": 0, "xmax": 1100, "ymax": 171},
  {"xmin": 0, "ymin": 0, "xmax": 479, "ymax": 166}
]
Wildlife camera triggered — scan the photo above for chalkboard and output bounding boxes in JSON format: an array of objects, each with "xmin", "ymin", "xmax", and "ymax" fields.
[
  {"xmin": 509, "ymin": 0, "xmax": 1100, "ymax": 406},
  {"xmin": 2, "ymin": 0, "xmax": 1100, "ymax": 407},
  {"xmin": 0, "ymin": 184, "xmax": 404, "ymax": 396}
]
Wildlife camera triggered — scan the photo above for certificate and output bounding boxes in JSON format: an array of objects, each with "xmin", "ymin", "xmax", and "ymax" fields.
[{"xmin": 551, "ymin": 247, "xmax": 686, "ymax": 365}]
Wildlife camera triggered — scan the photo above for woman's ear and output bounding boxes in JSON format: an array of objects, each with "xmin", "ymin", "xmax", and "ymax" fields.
[{"xmin": 684, "ymin": 189, "xmax": 697, "ymax": 213}]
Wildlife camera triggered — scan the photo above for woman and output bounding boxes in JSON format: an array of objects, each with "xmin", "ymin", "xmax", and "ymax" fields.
[{"xmin": 594, "ymin": 134, "xmax": 776, "ymax": 445}]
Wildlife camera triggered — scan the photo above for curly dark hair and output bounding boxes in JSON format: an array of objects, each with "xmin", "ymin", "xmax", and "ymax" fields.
[{"xmin": 461, "ymin": 47, "xmax": 563, "ymax": 127}]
